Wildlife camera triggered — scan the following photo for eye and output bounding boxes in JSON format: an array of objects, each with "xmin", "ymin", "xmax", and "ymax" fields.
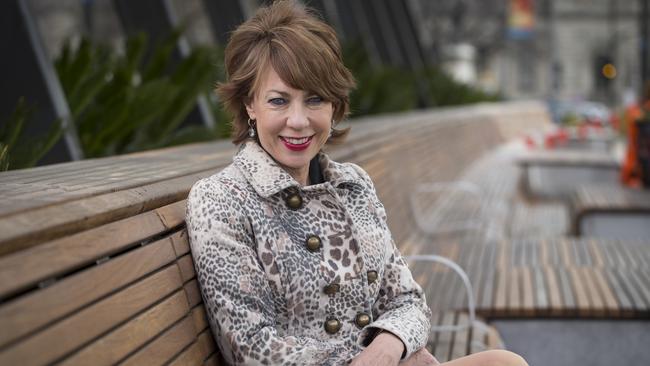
[
  {"xmin": 306, "ymin": 96, "xmax": 323, "ymax": 105},
  {"xmin": 268, "ymin": 97, "xmax": 287, "ymax": 106}
]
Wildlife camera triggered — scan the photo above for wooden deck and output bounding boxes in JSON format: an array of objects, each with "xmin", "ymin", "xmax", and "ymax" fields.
[
  {"xmin": 571, "ymin": 185, "xmax": 650, "ymax": 236},
  {"xmin": 426, "ymin": 311, "xmax": 503, "ymax": 363},
  {"xmin": 410, "ymin": 237, "xmax": 650, "ymax": 319}
]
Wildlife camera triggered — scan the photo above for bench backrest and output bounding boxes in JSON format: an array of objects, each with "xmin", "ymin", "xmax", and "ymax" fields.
[
  {"xmin": 0, "ymin": 102, "xmax": 552, "ymax": 365},
  {"xmin": 0, "ymin": 196, "xmax": 224, "ymax": 365}
]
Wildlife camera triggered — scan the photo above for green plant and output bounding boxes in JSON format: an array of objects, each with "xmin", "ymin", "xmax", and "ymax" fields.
[
  {"xmin": 0, "ymin": 98, "xmax": 63, "ymax": 171},
  {"xmin": 344, "ymin": 41, "xmax": 418, "ymax": 116},
  {"xmin": 343, "ymin": 41, "xmax": 499, "ymax": 117},
  {"xmin": 55, "ymin": 30, "xmax": 226, "ymax": 158},
  {"xmin": 421, "ymin": 67, "xmax": 500, "ymax": 107}
]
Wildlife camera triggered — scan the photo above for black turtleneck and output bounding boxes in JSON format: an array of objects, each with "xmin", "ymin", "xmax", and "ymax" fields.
[{"xmin": 308, "ymin": 155, "xmax": 324, "ymax": 185}]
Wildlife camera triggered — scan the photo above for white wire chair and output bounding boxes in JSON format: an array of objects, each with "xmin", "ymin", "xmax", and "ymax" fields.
[{"xmin": 405, "ymin": 254, "xmax": 498, "ymax": 352}]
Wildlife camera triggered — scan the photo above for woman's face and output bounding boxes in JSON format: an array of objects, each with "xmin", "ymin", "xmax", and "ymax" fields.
[{"xmin": 246, "ymin": 67, "xmax": 333, "ymax": 183}]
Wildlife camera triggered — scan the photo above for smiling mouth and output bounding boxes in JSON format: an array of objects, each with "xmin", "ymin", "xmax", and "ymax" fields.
[
  {"xmin": 280, "ymin": 135, "xmax": 313, "ymax": 151},
  {"xmin": 280, "ymin": 136, "xmax": 313, "ymax": 145}
]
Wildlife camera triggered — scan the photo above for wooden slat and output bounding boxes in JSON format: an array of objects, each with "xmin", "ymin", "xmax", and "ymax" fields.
[
  {"xmin": 543, "ymin": 267, "xmax": 564, "ymax": 316},
  {"xmin": 449, "ymin": 312, "xmax": 470, "ymax": 360},
  {"xmin": 467, "ymin": 243, "xmax": 486, "ymax": 310},
  {"xmin": 615, "ymin": 241, "xmax": 639, "ymax": 269},
  {"xmin": 426, "ymin": 312, "xmax": 442, "ymax": 354},
  {"xmin": 556, "ymin": 267, "xmax": 576, "ymax": 312},
  {"xmin": 203, "ymin": 353, "xmax": 222, "ymax": 366},
  {"xmin": 172, "ymin": 229, "xmax": 191, "ymax": 257},
  {"xmin": 627, "ymin": 268, "xmax": 650, "ymax": 307},
  {"xmin": 432, "ymin": 312, "xmax": 455, "ymax": 362},
  {"xmin": 569, "ymin": 268, "xmax": 591, "ymax": 315},
  {"xmin": 493, "ymin": 269, "xmax": 508, "ymax": 316},
  {"xmin": 432, "ymin": 264, "xmax": 453, "ymax": 312},
  {"xmin": 0, "ymin": 266, "xmax": 183, "ymax": 366},
  {"xmin": 588, "ymin": 239, "xmax": 605, "ymax": 267},
  {"xmin": 177, "ymin": 254, "xmax": 196, "ymax": 283},
  {"xmin": 507, "ymin": 269, "xmax": 520, "ymax": 314},
  {"xmin": 192, "ymin": 305, "xmax": 210, "ymax": 334},
  {"xmin": 0, "ymin": 176, "xmax": 193, "ymax": 257},
  {"xmin": 156, "ymin": 201, "xmax": 189, "ymax": 230},
  {"xmin": 497, "ymin": 240, "xmax": 509, "ymax": 269},
  {"xmin": 197, "ymin": 329, "xmax": 218, "ymax": 361},
  {"xmin": 532, "ymin": 267, "xmax": 548, "ymax": 313},
  {"xmin": 579, "ymin": 268, "xmax": 605, "ymax": 317},
  {"xmin": 478, "ymin": 246, "xmax": 497, "ymax": 311},
  {"xmin": 547, "ymin": 238, "xmax": 560, "ymax": 267},
  {"xmin": 59, "ymin": 290, "xmax": 190, "ymax": 366},
  {"xmin": 558, "ymin": 238, "xmax": 573, "ymax": 267},
  {"xmin": 423, "ymin": 262, "xmax": 445, "ymax": 314},
  {"xmin": 0, "ymin": 201, "xmax": 185, "ymax": 299},
  {"xmin": 0, "ymin": 142, "xmax": 233, "ymax": 205},
  {"xmin": 0, "ymin": 233, "xmax": 179, "ymax": 348},
  {"xmin": 168, "ymin": 341, "xmax": 205, "ymax": 366},
  {"xmin": 120, "ymin": 316, "xmax": 197, "ymax": 366},
  {"xmin": 603, "ymin": 268, "xmax": 635, "ymax": 315},
  {"xmin": 520, "ymin": 267, "xmax": 535, "ymax": 316},
  {"xmin": 614, "ymin": 269, "xmax": 645, "ymax": 311},
  {"xmin": 184, "ymin": 279, "xmax": 203, "ymax": 309},
  {"xmin": 449, "ymin": 247, "xmax": 474, "ymax": 310},
  {"xmin": 590, "ymin": 268, "xmax": 619, "ymax": 315}
]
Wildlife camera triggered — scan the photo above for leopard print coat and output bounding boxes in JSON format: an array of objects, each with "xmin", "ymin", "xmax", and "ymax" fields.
[{"xmin": 186, "ymin": 141, "xmax": 430, "ymax": 365}]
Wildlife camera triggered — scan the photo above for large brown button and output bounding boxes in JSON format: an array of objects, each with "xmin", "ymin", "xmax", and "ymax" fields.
[
  {"xmin": 323, "ymin": 283, "xmax": 340, "ymax": 295},
  {"xmin": 324, "ymin": 318, "xmax": 341, "ymax": 334},
  {"xmin": 285, "ymin": 193, "xmax": 303, "ymax": 210},
  {"xmin": 306, "ymin": 235, "xmax": 321, "ymax": 252},
  {"xmin": 355, "ymin": 313, "xmax": 371, "ymax": 328},
  {"xmin": 367, "ymin": 270, "xmax": 378, "ymax": 284}
]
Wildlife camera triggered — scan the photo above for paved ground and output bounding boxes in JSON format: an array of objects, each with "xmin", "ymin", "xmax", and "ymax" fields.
[{"xmin": 493, "ymin": 319, "xmax": 650, "ymax": 366}]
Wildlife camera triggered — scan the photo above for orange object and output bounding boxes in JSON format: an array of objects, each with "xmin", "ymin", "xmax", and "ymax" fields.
[{"xmin": 620, "ymin": 103, "xmax": 647, "ymax": 187}]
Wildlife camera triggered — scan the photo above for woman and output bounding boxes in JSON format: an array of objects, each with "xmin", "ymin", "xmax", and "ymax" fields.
[{"xmin": 186, "ymin": 1, "xmax": 527, "ymax": 365}]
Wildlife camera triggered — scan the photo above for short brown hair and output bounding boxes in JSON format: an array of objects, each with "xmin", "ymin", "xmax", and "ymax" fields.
[{"xmin": 217, "ymin": 0, "xmax": 355, "ymax": 145}]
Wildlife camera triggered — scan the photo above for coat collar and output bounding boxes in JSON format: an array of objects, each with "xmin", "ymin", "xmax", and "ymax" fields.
[{"xmin": 233, "ymin": 141, "xmax": 364, "ymax": 197}]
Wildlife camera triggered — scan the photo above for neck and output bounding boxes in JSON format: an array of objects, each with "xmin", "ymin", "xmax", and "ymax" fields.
[{"xmin": 284, "ymin": 166, "xmax": 309, "ymax": 186}]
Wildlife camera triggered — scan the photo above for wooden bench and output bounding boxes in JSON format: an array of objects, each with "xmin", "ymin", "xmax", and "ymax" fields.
[
  {"xmin": 517, "ymin": 150, "xmax": 620, "ymax": 200},
  {"xmin": 402, "ymin": 131, "xmax": 650, "ymax": 319},
  {"xmin": 410, "ymin": 236, "xmax": 650, "ymax": 319},
  {"xmin": 570, "ymin": 185, "xmax": 650, "ymax": 239},
  {"xmin": 0, "ymin": 102, "xmax": 552, "ymax": 364}
]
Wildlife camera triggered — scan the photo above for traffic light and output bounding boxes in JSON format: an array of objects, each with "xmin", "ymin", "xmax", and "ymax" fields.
[{"xmin": 595, "ymin": 55, "xmax": 616, "ymax": 88}]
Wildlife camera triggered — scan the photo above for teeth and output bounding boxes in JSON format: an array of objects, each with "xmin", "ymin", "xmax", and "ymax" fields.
[{"xmin": 284, "ymin": 137, "xmax": 309, "ymax": 144}]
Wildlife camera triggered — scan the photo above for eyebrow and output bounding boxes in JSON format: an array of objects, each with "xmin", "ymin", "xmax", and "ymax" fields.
[{"xmin": 265, "ymin": 90, "xmax": 291, "ymax": 98}]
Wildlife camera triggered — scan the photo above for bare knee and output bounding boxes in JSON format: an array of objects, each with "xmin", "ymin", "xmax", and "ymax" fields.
[{"xmin": 478, "ymin": 350, "xmax": 528, "ymax": 366}]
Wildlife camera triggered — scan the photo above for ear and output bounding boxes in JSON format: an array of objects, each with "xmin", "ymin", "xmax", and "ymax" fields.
[{"xmin": 244, "ymin": 97, "xmax": 257, "ymax": 121}]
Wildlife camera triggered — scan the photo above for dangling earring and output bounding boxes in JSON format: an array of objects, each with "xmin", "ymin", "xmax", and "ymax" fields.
[
  {"xmin": 248, "ymin": 118, "xmax": 256, "ymax": 138},
  {"xmin": 328, "ymin": 120, "xmax": 334, "ymax": 138}
]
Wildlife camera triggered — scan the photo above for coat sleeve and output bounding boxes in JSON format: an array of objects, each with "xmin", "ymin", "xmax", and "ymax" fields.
[
  {"xmin": 350, "ymin": 165, "xmax": 432, "ymax": 360},
  {"xmin": 186, "ymin": 178, "xmax": 352, "ymax": 365}
]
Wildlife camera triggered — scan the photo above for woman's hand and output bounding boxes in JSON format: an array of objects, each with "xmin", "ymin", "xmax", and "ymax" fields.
[
  {"xmin": 350, "ymin": 331, "xmax": 405, "ymax": 366},
  {"xmin": 400, "ymin": 348, "xmax": 439, "ymax": 365}
]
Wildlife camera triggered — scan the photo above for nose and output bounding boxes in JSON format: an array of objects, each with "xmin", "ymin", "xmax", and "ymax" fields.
[{"xmin": 286, "ymin": 103, "xmax": 309, "ymax": 130}]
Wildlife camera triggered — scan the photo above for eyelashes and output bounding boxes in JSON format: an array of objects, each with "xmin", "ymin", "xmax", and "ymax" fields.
[{"xmin": 267, "ymin": 96, "xmax": 324, "ymax": 107}]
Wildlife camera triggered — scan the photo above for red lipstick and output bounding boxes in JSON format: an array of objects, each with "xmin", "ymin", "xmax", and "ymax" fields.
[{"xmin": 280, "ymin": 136, "xmax": 313, "ymax": 151}]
